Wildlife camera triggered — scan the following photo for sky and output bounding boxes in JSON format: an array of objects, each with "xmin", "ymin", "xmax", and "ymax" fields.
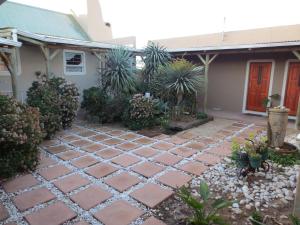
[{"xmin": 10, "ymin": 0, "xmax": 300, "ymax": 47}]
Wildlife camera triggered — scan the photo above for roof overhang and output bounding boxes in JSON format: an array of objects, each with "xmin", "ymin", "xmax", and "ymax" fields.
[{"xmin": 0, "ymin": 37, "xmax": 22, "ymax": 47}]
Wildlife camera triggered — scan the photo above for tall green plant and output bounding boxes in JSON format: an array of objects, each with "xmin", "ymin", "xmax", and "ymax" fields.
[
  {"xmin": 143, "ymin": 42, "xmax": 171, "ymax": 84},
  {"xmin": 103, "ymin": 47, "xmax": 136, "ymax": 95},
  {"xmin": 178, "ymin": 181, "xmax": 231, "ymax": 225}
]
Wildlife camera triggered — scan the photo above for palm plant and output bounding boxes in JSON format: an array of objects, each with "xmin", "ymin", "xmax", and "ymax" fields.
[
  {"xmin": 103, "ymin": 47, "xmax": 136, "ymax": 95},
  {"xmin": 157, "ymin": 59, "xmax": 204, "ymax": 106},
  {"xmin": 143, "ymin": 42, "xmax": 171, "ymax": 84}
]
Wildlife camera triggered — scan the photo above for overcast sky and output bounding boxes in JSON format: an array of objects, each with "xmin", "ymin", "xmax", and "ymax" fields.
[{"xmin": 11, "ymin": 0, "xmax": 300, "ymax": 47}]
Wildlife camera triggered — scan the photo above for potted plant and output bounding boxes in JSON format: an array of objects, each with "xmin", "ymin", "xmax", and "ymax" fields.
[{"xmin": 249, "ymin": 152, "xmax": 262, "ymax": 169}]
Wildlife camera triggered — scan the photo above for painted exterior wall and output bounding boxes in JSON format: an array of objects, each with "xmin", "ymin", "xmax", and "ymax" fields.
[{"xmin": 0, "ymin": 44, "xmax": 100, "ymax": 101}]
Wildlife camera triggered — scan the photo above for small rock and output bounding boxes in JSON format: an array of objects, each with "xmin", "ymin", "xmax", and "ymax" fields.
[{"xmin": 232, "ymin": 203, "xmax": 239, "ymax": 208}]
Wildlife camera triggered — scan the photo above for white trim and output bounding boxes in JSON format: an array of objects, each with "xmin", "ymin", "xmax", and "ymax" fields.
[
  {"xmin": 63, "ymin": 49, "xmax": 86, "ymax": 76},
  {"xmin": 281, "ymin": 59, "xmax": 300, "ymax": 120},
  {"xmin": 242, "ymin": 59, "xmax": 275, "ymax": 116}
]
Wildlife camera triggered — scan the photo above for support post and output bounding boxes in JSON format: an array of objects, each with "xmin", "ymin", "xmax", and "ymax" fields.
[{"xmin": 40, "ymin": 46, "xmax": 51, "ymax": 78}]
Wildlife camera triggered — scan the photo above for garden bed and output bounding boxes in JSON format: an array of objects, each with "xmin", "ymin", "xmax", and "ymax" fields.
[{"xmin": 168, "ymin": 115, "xmax": 214, "ymax": 131}]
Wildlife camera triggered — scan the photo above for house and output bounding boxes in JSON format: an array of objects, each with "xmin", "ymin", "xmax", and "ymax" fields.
[
  {"xmin": 0, "ymin": 0, "xmax": 138, "ymax": 101},
  {"xmin": 152, "ymin": 24, "xmax": 300, "ymax": 119}
]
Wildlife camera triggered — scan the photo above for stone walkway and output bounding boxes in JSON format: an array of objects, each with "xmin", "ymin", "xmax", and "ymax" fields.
[{"xmin": 0, "ymin": 120, "xmax": 265, "ymax": 225}]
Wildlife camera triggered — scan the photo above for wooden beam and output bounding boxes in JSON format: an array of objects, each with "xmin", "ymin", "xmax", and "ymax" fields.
[
  {"xmin": 40, "ymin": 46, "xmax": 51, "ymax": 77},
  {"xmin": 18, "ymin": 36, "xmax": 44, "ymax": 46},
  {"xmin": 50, "ymin": 49, "xmax": 60, "ymax": 60},
  {"xmin": 293, "ymin": 50, "xmax": 300, "ymax": 60},
  {"xmin": 92, "ymin": 51, "xmax": 102, "ymax": 61},
  {"xmin": 0, "ymin": 47, "xmax": 13, "ymax": 54}
]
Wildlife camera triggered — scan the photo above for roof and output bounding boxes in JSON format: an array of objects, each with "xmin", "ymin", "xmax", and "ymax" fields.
[
  {"xmin": 0, "ymin": 1, "xmax": 90, "ymax": 41},
  {"xmin": 0, "ymin": 37, "xmax": 21, "ymax": 47},
  {"xmin": 152, "ymin": 24, "xmax": 300, "ymax": 52}
]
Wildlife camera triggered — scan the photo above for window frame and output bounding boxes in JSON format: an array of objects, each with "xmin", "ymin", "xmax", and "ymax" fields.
[{"xmin": 63, "ymin": 49, "xmax": 86, "ymax": 76}]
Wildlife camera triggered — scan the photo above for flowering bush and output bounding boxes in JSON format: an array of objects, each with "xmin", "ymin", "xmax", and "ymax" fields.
[
  {"xmin": 0, "ymin": 95, "xmax": 43, "ymax": 178},
  {"xmin": 27, "ymin": 75, "xmax": 79, "ymax": 138}
]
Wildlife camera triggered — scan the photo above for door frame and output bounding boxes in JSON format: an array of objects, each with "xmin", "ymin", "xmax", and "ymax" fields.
[
  {"xmin": 280, "ymin": 59, "xmax": 299, "ymax": 120},
  {"xmin": 242, "ymin": 59, "xmax": 275, "ymax": 116}
]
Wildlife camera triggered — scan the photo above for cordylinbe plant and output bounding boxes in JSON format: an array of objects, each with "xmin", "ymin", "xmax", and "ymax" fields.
[
  {"xmin": 178, "ymin": 181, "xmax": 231, "ymax": 225},
  {"xmin": 0, "ymin": 95, "xmax": 43, "ymax": 178}
]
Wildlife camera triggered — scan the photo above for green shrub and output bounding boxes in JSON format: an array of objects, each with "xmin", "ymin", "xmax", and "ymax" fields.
[
  {"xmin": 27, "ymin": 75, "xmax": 79, "ymax": 138},
  {"xmin": 178, "ymin": 181, "xmax": 231, "ymax": 225},
  {"xmin": 104, "ymin": 95, "xmax": 129, "ymax": 122},
  {"xmin": 0, "ymin": 95, "xmax": 43, "ymax": 178},
  {"xmin": 196, "ymin": 112, "xmax": 208, "ymax": 120},
  {"xmin": 269, "ymin": 150, "xmax": 300, "ymax": 166}
]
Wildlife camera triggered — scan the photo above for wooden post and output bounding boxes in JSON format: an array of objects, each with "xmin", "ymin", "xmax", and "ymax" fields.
[
  {"xmin": 40, "ymin": 46, "xmax": 50, "ymax": 78},
  {"xmin": 296, "ymin": 96, "xmax": 300, "ymax": 130},
  {"xmin": 197, "ymin": 54, "xmax": 218, "ymax": 113}
]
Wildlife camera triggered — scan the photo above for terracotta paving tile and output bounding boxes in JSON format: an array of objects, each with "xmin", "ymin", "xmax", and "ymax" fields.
[
  {"xmin": 85, "ymin": 163, "xmax": 117, "ymax": 179},
  {"xmin": 39, "ymin": 165, "xmax": 71, "ymax": 181},
  {"xmin": 134, "ymin": 137, "xmax": 155, "ymax": 145},
  {"xmin": 230, "ymin": 136, "xmax": 247, "ymax": 145},
  {"xmin": 38, "ymin": 154, "xmax": 57, "ymax": 169},
  {"xmin": 119, "ymin": 133, "xmax": 140, "ymax": 140},
  {"xmin": 89, "ymin": 134, "xmax": 110, "ymax": 141},
  {"xmin": 133, "ymin": 147, "xmax": 159, "ymax": 158},
  {"xmin": 61, "ymin": 134, "xmax": 80, "ymax": 142},
  {"xmin": 158, "ymin": 171, "xmax": 192, "ymax": 188},
  {"xmin": 25, "ymin": 201, "xmax": 76, "ymax": 225},
  {"xmin": 154, "ymin": 153, "xmax": 183, "ymax": 166},
  {"xmin": 224, "ymin": 126, "xmax": 241, "ymax": 132},
  {"xmin": 130, "ymin": 183, "xmax": 173, "ymax": 208},
  {"xmin": 177, "ymin": 132, "xmax": 198, "ymax": 140},
  {"xmin": 78, "ymin": 130, "xmax": 98, "ymax": 137},
  {"xmin": 232, "ymin": 122, "xmax": 248, "ymax": 127},
  {"xmin": 70, "ymin": 139, "xmax": 93, "ymax": 147},
  {"xmin": 195, "ymin": 136, "xmax": 217, "ymax": 145},
  {"xmin": 165, "ymin": 136, "xmax": 188, "ymax": 145},
  {"xmin": 71, "ymin": 156, "xmax": 98, "ymax": 169},
  {"xmin": 70, "ymin": 185, "xmax": 112, "ymax": 210},
  {"xmin": 179, "ymin": 161, "xmax": 208, "ymax": 176},
  {"xmin": 108, "ymin": 130, "xmax": 126, "ymax": 136},
  {"xmin": 93, "ymin": 200, "xmax": 143, "ymax": 225},
  {"xmin": 154, "ymin": 134, "xmax": 170, "ymax": 140},
  {"xmin": 103, "ymin": 138, "xmax": 124, "ymax": 146},
  {"xmin": 0, "ymin": 204, "xmax": 9, "ymax": 221},
  {"xmin": 53, "ymin": 174, "xmax": 90, "ymax": 193},
  {"xmin": 116, "ymin": 142, "xmax": 140, "ymax": 151},
  {"xmin": 105, "ymin": 172, "xmax": 140, "ymax": 192},
  {"xmin": 171, "ymin": 147, "xmax": 197, "ymax": 157},
  {"xmin": 111, "ymin": 154, "xmax": 141, "ymax": 167},
  {"xmin": 95, "ymin": 126, "xmax": 113, "ymax": 132},
  {"xmin": 195, "ymin": 153, "xmax": 222, "ymax": 165},
  {"xmin": 57, "ymin": 151, "xmax": 84, "ymax": 161},
  {"xmin": 82, "ymin": 143, "xmax": 106, "ymax": 153},
  {"xmin": 47, "ymin": 145, "xmax": 69, "ymax": 154},
  {"xmin": 3, "ymin": 174, "xmax": 39, "ymax": 193},
  {"xmin": 41, "ymin": 140, "xmax": 59, "ymax": 147},
  {"xmin": 132, "ymin": 162, "xmax": 164, "ymax": 178},
  {"xmin": 142, "ymin": 216, "xmax": 166, "ymax": 225},
  {"xmin": 151, "ymin": 142, "xmax": 175, "ymax": 151},
  {"xmin": 205, "ymin": 145, "xmax": 231, "ymax": 156},
  {"xmin": 96, "ymin": 148, "xmax": 122, "ymax": 159},
  {"xmin": 217, "ymin": 129, "xmax": 234, "ymax": 136},
  {"xmin": 13, "ymin": 188, "xmax": 56, "ymax": 211},
  {"xmin": 185, "ymin": 141, "xmax": 205, "ymax": 150}
]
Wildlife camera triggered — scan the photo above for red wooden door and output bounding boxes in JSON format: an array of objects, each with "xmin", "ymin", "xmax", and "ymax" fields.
[
  {"xmin": 284, "ymin": 62, "xmax": 300, "ymax": 116},
  {"xmin": 246, "ymin": 62, "xmax": 272, "ymax": 112}
]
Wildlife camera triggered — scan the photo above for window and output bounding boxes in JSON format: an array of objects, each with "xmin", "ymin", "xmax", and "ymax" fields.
[{"xmin": 63, "ymin": 50, "xmax": 86, "ymax": 75}]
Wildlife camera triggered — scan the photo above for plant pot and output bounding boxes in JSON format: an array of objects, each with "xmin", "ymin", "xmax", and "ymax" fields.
[
  {"xmin": 268, "ymin": 107, "xmax": 289, "ymax": 148},
  {"xmin": 249, "ymin": 155, "xmax": 262, "ymax": 168}
]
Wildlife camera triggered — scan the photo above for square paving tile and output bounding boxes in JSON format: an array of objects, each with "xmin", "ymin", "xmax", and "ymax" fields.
[
  {"xmin": 154, "ymin": 134, "xmax": 169, "ymax": 140},
  {"xmin": 185, "ymin": 141, "xmax": 205, "ymax": 150},
  {"xmin": 151, "ymin": 142, "xmax": 175, "ymax": 151},
  {"xmin": 117, "ymin": 142, "xmax": 140, "ymax": 151},
  {"xmin": 165, "ymin": 136, "xmax": 188, "ymax": 145},
  {"xmin": 142, "ymin": 216, "xmax": 166, "ymax": 225},
  {"xmin": 130, "ymin": 183, "xmax": 173, "ymax": 208},
  {"xmin": 133, "ymin": 147, "xmax": 159, "ymax": 158},
  {"xmin": 82, "ymin": 143, "xmax": 106, "ymax": 153},
  {"xmin": 47, "ymin": 145, "xmax": 69, "ymax": 154},
  {"xmin": 93, "ymin": 200, "xmax": 143, "ymax": 225},
  {"xmin": 61, "ymin": 134, "xmax": 80, "ymax": 142},
  {"xmin": 85, "ymin": 163, "xmax": 117, "ymax": 179},
  {"xmin": 71, "ymin": 156, "xmax": 98, "ymax": 169},
  {"xmin": 158, "ymin": 171, "xmax": 192, "ymax": 188},
  {"xmin": 70, "ymin": 139, "xmax": 93, "ymax": 147},
  {"xmin": 103, "ymin": 138, "xmax": 124, "ymax": 146},
  {"xmin": 179, "ymin": 161, "xmax": 208, "ymax": 176},
  {"xmin": 89, "ymin": 134, "xmax": 110, "ymax": 142},
  {"xmin": 111, "ymin": 154, "xmax": 141, "ymax": 167},
  {"xmin": 39, "ymin": 165, "xmax": 71, "ymax": 181},
  {"xmin": 119, "ymin": 133, "xmax": 139, "ymax": 140},
  {"xmin": 70, "ymin": 185, "xmax": 112, "ymax": 210},
  {"xmin": 3, "ymin": 174, "xmax": 39, "ymax": 193},
  {"xmin": 154, "ymin": 153, "xmax": 182, "ymax": 166},
  {"xmin": 13, "ymin": 188, "xmax": 56, "ymax": 211},
  {"xmin": 0, "ymin": 204, "xmax": 9, "ymax": 221},
  {"xmin": 177, "ymin": 132, "xmax": 198, "ymax": 140},
  {"xmin": 57, "ymin": 151, "xmax": 84, "ymax": 161},
  {"xmin": 205, "ymin": 145, "xmax": 231, "ymax": 156},
  {"xmin": 195, "ymin": 153, "xmax": 222, "ymax": 165},
  {"xmin": 108, "ymin": 130, "xmax": 126, "ymax": 136},
  {"xmin": 41, "ymin": 140, "xmax": 59, "ymax": 147},
  {"xmin": 78, "ymin": 130, "xmax": 98, "ymax": 137},
  {"xmin": 132, "ymin": 162, "xmax": 164, "ymax": 178},
  {"xmin": 171, "ymin": 147, "xmax": 197, "ymax": 158},
  {"xmin": 96, "ymin": 148, "xmax": 122, "ymax": 159},
  {"xmin": 105, "ymin": 172, "xmax": 140, "ymax": 192},
  {"xmin": 195, "ymin": 136, "xmax": 216, "ymax": 145},
  {"xmin": 25, "ymin": 201, "xmax": 76, "ymax": 225},
  {"xmin": 38, "ymin": 154, "xmax": 57, "ymax": 169},
  {"xmin": 53, "ymin": 174, "xmax": 90, "ymax": 193},
  {"xmin": 134, "ymin": 137, "xmax": 154, "ymax": 145}
]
